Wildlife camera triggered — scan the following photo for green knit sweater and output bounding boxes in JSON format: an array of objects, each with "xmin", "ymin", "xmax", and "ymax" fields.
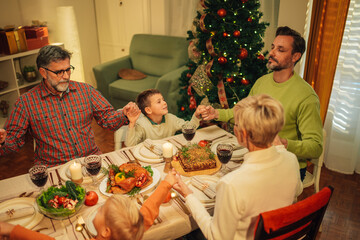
[{"xmin": 217, "ymin": 72, "xmax": 323, "ymax": 168}]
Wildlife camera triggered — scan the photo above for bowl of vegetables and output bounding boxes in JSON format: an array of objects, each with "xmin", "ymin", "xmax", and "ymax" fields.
[{"xmin": 36, "ymin": 181, "xmax": 86, "ymax": 220}]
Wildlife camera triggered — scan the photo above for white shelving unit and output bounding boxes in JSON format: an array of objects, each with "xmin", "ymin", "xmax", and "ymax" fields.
[{"xmin": 0, "ymin": 49, "xmax": 42, "ymax": 128}]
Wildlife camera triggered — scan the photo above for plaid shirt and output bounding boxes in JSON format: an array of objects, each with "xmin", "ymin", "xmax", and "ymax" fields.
[{"xmin": 0, "ymin": 80, "xmax": 128, "ymax": 167}]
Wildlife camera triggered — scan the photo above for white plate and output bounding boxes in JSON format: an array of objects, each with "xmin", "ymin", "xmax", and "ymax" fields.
[
  {"xmin": 86, "ymin": 204, "xmax": 102, "ymax": 236},
  {"xmin": 133, "ymin": 140, "xmax": 177, "ymax": 163},
  {"xmin": 211, "ymin": 138, "xmax": 248, "ymax": 159},
  {"xmin": 0, "ymin": 197, "xmax": 43, "ymax": 229},
  {"xmin": 99, "ymin": 168, "xmax": 161, "ymax": 197},
  {"xmin": 185, "ymin": 175, "xmax": 219, "ymax": 205},
  {"xmin": 58, "ymin": 158, "xmax": 106, "ymax": 184}
]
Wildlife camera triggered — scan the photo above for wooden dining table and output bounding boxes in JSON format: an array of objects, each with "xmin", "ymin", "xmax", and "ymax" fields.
[{"xmin": 0, "ymin": 125, "xmax": 243, "ymax": 240}]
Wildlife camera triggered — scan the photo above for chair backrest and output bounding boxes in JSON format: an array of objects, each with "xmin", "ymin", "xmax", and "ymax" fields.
[
  {"xmin": 130, "ymin": 34, "xmax": 188, "ymax": 77},
  {"xmin": 254, "ymin": 186, "xmax": 334, "ymax": 240}
]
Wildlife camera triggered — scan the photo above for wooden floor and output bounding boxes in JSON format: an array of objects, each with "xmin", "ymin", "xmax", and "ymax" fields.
[{"xmin": 1, "ymin": 120, "xmax": 359, "ymax": 240}]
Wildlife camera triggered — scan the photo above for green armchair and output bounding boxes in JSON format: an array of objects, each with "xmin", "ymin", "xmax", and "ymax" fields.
[{"xmin": 93, "ymin": 34, "xmax": 188, "ymax": 114}]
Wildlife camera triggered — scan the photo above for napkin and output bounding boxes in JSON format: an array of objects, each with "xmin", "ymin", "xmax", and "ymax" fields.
[
  {"xmin": 0, "ymin": 206, "xmax": 35, "ymax": 221},
  {"xmin": 143, "ymin": 139, "xmax": 162, "ymax": 156},
  {"xmin": 191, "ymin": 177, "xmax": 216, "ymax": 199}
]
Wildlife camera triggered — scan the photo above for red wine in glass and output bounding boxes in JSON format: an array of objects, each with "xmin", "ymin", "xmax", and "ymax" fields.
[
  {"xmin": 29, "ymin": 165, "xmax": 48, "ymax": 190},
  {"xmin": 183, "ymin": 129, "xmax": 195, "ymax": 141},
  {"xmin": 86, "ymin": 162, "xmax": 101, "ymax": 175},
  {"xmin": 84, "ymin": 155, "xmax": 102, "ymax": 187},
  {"xmin": 31, "ymin": 172, "xmax": 48, "ymax": 187},
  {"xmin": 217, "ymin": 149, "xmax": 232, "ymax": 164},
  {"xmin": 182, "ymin": 122, "xmax": 196, "ymax": 145},
  {"xmin": 216, "ymin": 144, "xmax": 233, "ymax": 174}
]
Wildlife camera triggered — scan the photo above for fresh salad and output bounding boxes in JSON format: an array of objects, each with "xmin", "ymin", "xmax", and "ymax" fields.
[{"xmin": 36, "ymin": 181, "xmax": 86, "ymax": 217}]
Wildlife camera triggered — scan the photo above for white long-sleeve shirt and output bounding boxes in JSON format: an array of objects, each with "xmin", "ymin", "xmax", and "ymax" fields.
[{"xmin": 185, "ymin": 145, "xmax": 302, "ymax": 240}]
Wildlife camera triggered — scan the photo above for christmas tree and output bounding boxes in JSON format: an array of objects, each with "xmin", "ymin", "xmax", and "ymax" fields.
[{"xmin": 177, "ymin": 0, "xmax": 269, "ymax": 121}]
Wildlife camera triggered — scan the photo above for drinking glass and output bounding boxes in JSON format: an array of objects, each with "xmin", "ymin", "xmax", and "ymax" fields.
[
  {"xmin": 216, "ymin": 144, "xmax": 233, "ymax": 174},
  {"xmin": 182, "ymin": 121, "xmax": 196, "ymax": 145},
  {"xmin": 84, "ymin": 155, "xmax": 102, "ymax": 187},
  {"xmin": 29, "ymin": 165, "xmax": 48, "ymax": 191}
]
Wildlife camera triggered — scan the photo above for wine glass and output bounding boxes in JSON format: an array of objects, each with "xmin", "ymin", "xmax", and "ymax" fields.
[
  {"xmin": 216, "ymin": 144, "xmax": 233, "ymax": 174},
  {"xmin": 29, "ymin": 165, "xmax": 48, "ymax": 191},
  {"xmin": 84, "ymin": 155, "xmax": 102, "ymax": 187},
  {"xmin": 182, "ymin": 121, "xmax": 196, "ymax": 145}
]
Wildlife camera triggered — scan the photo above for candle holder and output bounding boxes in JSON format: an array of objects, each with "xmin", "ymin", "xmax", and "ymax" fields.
[
  {"xmin": 71, "ymin": 177, "xmax": 83, "ymax": 185},
  {"xmin": 163, "ymin": 156, "xmax": 173, "ymax": 173}
]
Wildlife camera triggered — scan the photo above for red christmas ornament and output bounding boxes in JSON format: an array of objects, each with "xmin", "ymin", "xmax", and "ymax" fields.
[
  {"xmin": 226, "ymin": 77, "xmax": 234, "ymax": 83},
  {"xmin": 218, "ymin": 56, "xmax": 228, "ymax": 64},
  {"xmin": 257, "ymin": 54, "xmax": 265, "ymax": 60},
  {"xmin": 247, "ymin": 17, "xmax": 253, "ymax": 22},
  {"xmin": 233, "ymin": 30, "xmax": 240, "ymax": 37},
  {"xmin": 222, "ymin": 32, "xmax": 228, "ymax": 37},
  {"xmin": 238, "ymin": 48, "xmax": 248, "ymax": 60},
  {"xmin": 181, "ymin": 106, "xmax": 185, "ymax": 111},
  {"xmin": 189, "ymin": 96, "xmax": 197, "ymax": 109},
  {"xmin": 241, "ymin": 0, "xmax": 248, "ymax": 3},
  {"xmin": 241, "ymin": 78, "xmax": 249, "ymax": 85},
  {"xmin": 186, "ymin": 73, "xmax": 192, "ymax": 78},
  {"xmin": 217, "ymin": 8, "xmax": 227, "ymax": 18}
]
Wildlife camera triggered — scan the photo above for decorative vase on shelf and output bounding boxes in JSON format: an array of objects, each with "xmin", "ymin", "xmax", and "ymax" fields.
[{"xmin": 23, "ymin": 66, "xmax": 38, "ymax": 82}]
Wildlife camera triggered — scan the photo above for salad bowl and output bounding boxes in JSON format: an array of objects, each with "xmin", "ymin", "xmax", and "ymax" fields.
[{"xmin": 36, "ymin": 181, "xmax": 86, "ymax": 220}]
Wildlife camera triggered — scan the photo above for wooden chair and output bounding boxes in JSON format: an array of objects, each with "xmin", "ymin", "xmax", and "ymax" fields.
[
  {"xmin": 303, "ymin": 129, "xmax": 326, "ymax": 193},
  {"xmin": 253, "ymin": 186, "xmax": 334, "ymax": 240}
]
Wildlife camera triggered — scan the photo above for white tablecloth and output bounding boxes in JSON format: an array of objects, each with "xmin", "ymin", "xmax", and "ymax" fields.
[{"xmin": 0, "ymin": 125, "xmax": 240, "ymax": 240}]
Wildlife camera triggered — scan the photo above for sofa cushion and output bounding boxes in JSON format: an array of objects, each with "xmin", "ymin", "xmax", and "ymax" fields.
[
  {"xmin": 118, "ymin": 68, "xmax": 147, "ymax": 80},
  {"xmin": 108, "ymin": 75, "xmax": 159, "ymax": 102},
  {"xmin": 130, "ymin": 34, "xmax": 188, "ymax": 77}
]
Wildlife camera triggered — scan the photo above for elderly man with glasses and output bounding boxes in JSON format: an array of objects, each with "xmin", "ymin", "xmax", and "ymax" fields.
[{"xmin": 0, "ymin": 45, "xmax": 140, "ymax": 167}]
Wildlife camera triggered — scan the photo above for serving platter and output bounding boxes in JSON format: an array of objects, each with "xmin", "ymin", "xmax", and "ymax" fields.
[{"xmin": 99, "ymin": 168, "xmax": 161, "ymax": 197}]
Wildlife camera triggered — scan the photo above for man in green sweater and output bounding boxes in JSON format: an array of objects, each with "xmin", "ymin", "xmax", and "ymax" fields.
[{"xmin": 199, "ymin": 26, "xmax": 323, "ymax": 181}]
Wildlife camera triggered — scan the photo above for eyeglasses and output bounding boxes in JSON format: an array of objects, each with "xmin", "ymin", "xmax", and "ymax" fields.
[{"xmin": 43, "ymin": 65, "xmax": 75, "ymax": 78}]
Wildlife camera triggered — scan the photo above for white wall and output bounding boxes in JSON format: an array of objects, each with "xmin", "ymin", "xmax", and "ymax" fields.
[{"xmin": 0, "ymin": 0, "xmax": 100, "ymax": 86}]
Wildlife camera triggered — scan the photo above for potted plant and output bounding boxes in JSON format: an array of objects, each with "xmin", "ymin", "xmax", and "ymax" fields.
[{"xmin": 23, "ymin": 65, "xmax": 37, "ymax": 82}]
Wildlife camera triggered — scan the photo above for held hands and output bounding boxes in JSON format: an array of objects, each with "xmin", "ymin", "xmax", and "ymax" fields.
[
  {"xmin": 272, "ymin": 135, "xmax": 288, "ymax": 148},
  {"xmin": 164, "ymin": 169, "xmax": 193, "ymax": 197},
  {"xmin": 196, "ymin": 105, "xmax": 218, "ymax": 121},
  {"xmin": 0, "ymin": 129, "xmax": 6, "ymax": 146},
  {"xmin": 123, "ymin": 102, "xmax": 141, "ymax": 127}
]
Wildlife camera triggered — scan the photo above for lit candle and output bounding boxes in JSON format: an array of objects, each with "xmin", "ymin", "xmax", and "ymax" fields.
[
  {"xmin": 69, "ymin": 161, "xmax": 82, "ymax": 180},
  {"xmin": 162, "ymin": 143, "xmax": 173, "ymax": 158}
]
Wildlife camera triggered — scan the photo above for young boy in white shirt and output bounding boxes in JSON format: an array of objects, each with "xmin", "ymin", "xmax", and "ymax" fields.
[{"xmin": 125, "ymin": 89, "xmax": 202, "ymax": 146}]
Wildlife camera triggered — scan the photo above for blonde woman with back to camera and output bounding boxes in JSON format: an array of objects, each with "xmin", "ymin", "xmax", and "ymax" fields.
[{"xmin": 173, "ymin": 94, "xmax": 303, "ymax": 240}]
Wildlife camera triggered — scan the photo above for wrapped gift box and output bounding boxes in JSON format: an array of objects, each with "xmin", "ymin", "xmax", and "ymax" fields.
[
  {"xmin": 0, "ymin": 30, "xmax": 18, "ymax": 55},
  {"xmin": 24, "ymin": 26, "xmax": 49, "ymax": 50},
  {"xmin": 24, "ymin": 26, "xmax": 48, "ymax": 39}
]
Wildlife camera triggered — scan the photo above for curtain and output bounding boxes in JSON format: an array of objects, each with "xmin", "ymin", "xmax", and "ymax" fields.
[
  {"xmin": 164, "ymin": 0, "xmax": 198, "ymax": 37},
  {"xmin": 324, "ymin": 0, "xmax": 360, "ymax": 174},
  {"xmin": 303, "ymin": 0, "xmax": 350, "ymax": 123}
]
